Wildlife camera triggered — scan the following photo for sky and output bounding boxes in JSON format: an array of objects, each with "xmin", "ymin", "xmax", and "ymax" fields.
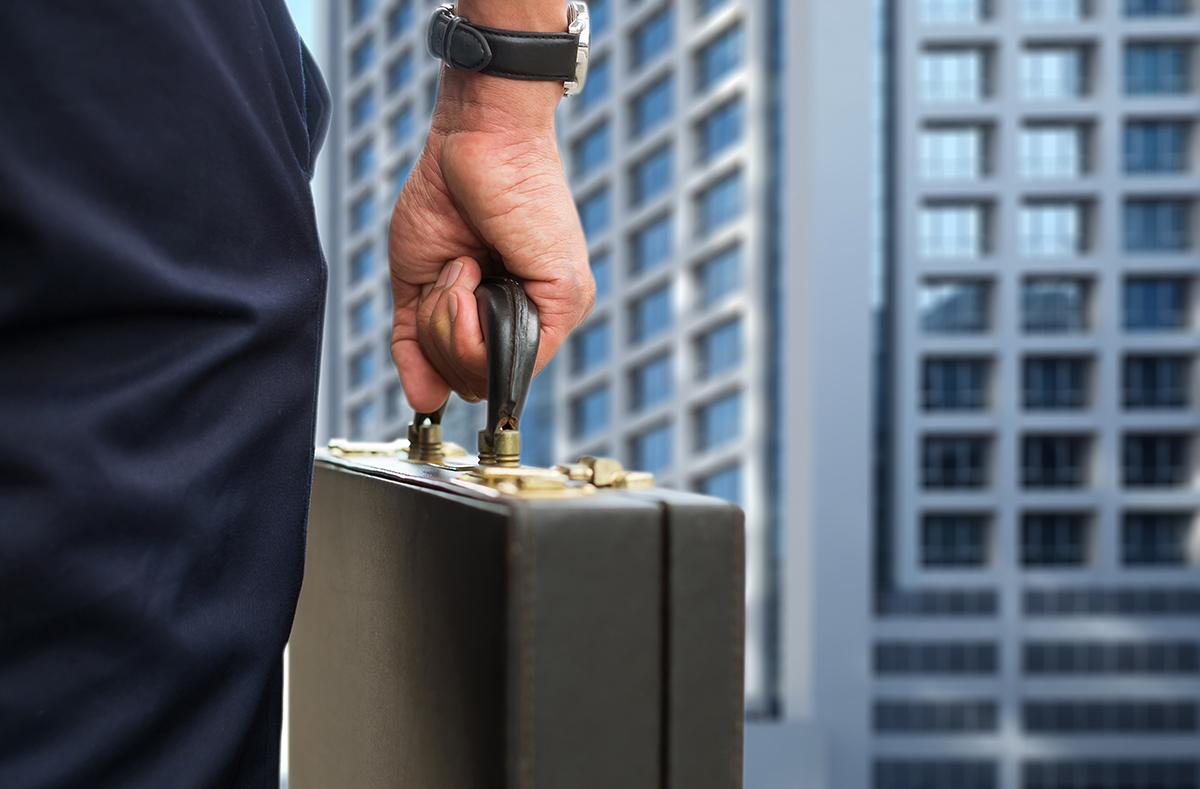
[{"xmin": 285, "ymin": 0, "xmax": 317, "ymax": 48}]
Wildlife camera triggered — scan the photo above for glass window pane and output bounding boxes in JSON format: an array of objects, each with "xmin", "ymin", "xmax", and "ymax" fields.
[
  {"xmin": 631, "ymin": 215, "xmax": 673, "ymax": 276},
  {"xmin": 697, "ymin": 464, "xmax": 742, "ymax": 504},
  {"xmin": 631, "ymin": 76, "xmax": 673, "ymax": 139},
  {"xmin": 572, "ymin": 386, "xmax": 611, "ymax": 438},
  {"xmin": 697, "ymin": 246, "xmax": 742, "ymax": 307},
  {"xmin": 631, "ymin": 146, "xmax": 673, "ymax": 206},
  {"xmin": 920, "ymin": 49, "xmax": 987, "ymax": 103},
  {"xmin": 591, "ymin": 253, "xmax": 612, "ymax": 300},
  {"xmin": 1125, "ymin": 44, "xmax": 1191, "ymax": 95},
  {"xmin": 920, "ymin": 204, "xmax": 985, "ymax": 258},
  {"xmin": 390, "ymin": 106, "xmax": 415, "ymax": 145},
  {"xmin": 630, "ymin": 423, "xmax": 673, "ymax": 474},
  {"xmin": 920, "ymin": 281, "xmax": 988, "ymax": 333},
  {"xmin": 388, "ymin": 0, "xmax": 414, "ymax": 38},
  {"xmin": 1021, "ymin": 47, "xmax": 1086, "ymax": 100},
  {"xmin": 1023, "ymin": 278, "xmax": 1088, "ymax": 333},
  {"xmin": 1125, "ymin": 277, "xmax": 1189, "ymax": 331},
  {"xmin": 1020, "ymin": 125, "xmax": 1085, "ymax": 178},
  {"xmin": 351, "ymin": 192, "xmax": 376, "ymax": 233},
  {"xmin": 573, "ymin": 123, "xmax": 611, "ymax": 180},
  {"xmin": 1020, "ymin": 202, "xmax": 1086, "ymax": 257},
  {"xmin": 697, "ymin": 171, "xmax": 744, "ymax": 237},
  {"xmin": 1123, "ymin": 356, "xmax": 1189, "ymax": 409},
  {"xmin": 920, "ymin": 0, "xmax": 986, "ymax": 24},
  {"xmin": 350, "ymin": 399, "xmax": 377, "ymax": 440},
  {"xmin": 697, "ymin": 24, "xmax": 744, "ymax": 92},
  {"xmin": 631, "ymin": 285, "xmax": 672, "ymax": 344},
  {"xmin": 579, "ymin": 189, "xmax": 612, "ymax": 239},
  {"xmin": 922, "ymin": 359, "xmax": 988, "ymax": 411},
  {"xmin": 577, "ymin": 56, "xmax": 611, "ymax": 114},
  {"xmin": 630, "ymin": 354, "xmax": 673, "ymax": 411},
  {"xmin": 1021, "ymin": 0, "xmax": 1086, "ymax": 22},
  {"xmin": 351, "ymin": 140, "xmax": 376, "ymax": 182},
  {"xmin": 1124, "ymin": 0, "xmax": 1189, "ymax": 16},
  {"xmin": 351, "ymin": 297, "xmax": 375, "ymax": 337},
  {"xmin": 1123, "ymin": 513, "xmax": 1192, "ymax": 565},
  {"xmin": 350, "ymin": 246, "xmax": 376, "ymax": 284},
  {"xmin": 1022, "ymin": 435, "xmax": 1088, "ymax": 488},
  {"xmin": 387, "ymin": 52, "xmax": 414, "ymax": 94},
  {"xmin": 922, "ymin": 515, "xmax": 988, "ymax": 567},
  {"xmin": 698, "ymin": 319, "xmax": 742, "ymax": 379},
  {"xmin": 698, "ymin": 97, "xmax": 744, "ymax": 163},
  {"xmin": 696, "ymin": 391, "xmax": 742, "ymax": 451},
  {"xmin": 571, "ymin": 319, "xmax": 611, "ymax": 375},
  {"xmin": 351, "ymin": 37, "xmax": 376, "ymax": 77},
  {"xmin": 1022, "ymin": 514, "xmax": 1089, "ymax": 566},
  {"xmin": 920, "ymin": 126, "xmax": 985, "ymax": 181},
  {"xmin": 351, "ymin": 90, "xmax": 376, "ymax": 129},
  {"xmin": 1124, "ymin": 199, "xmax": 1190, "ymax": 252},
  {"xmin": 1125, "ymin": 121, "xmax": 1190, "ymax": 174},
  {"xmin": 922, "ymin": 437, "xmax": 989, "ymax": 489},
  {"xmin": 631, "ymin": 7, "xmax": 672, "ymax": 70},
  {"xmin": 1023, "ymin": 358, "xmax": 1088, "ymax": 410},
  {"xmin": 350, "ymin": 346, "xmax": 376, "ymax": 389}
]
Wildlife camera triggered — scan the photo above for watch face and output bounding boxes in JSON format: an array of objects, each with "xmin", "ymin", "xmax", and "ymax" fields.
[{"xmin": 564, "ymin": 1, "xmax": 590, "ymax": 96}]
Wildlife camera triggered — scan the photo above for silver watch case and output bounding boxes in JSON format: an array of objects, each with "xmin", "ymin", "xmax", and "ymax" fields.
[{"xmin": 563, "ymin": 1, "xmax": 590, "ymax": 97}]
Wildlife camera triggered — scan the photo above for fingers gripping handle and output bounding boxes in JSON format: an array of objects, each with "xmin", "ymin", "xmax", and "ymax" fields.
[{"xmin": 476, "ymin": 277, "xmax": 540, "ymax": 466}]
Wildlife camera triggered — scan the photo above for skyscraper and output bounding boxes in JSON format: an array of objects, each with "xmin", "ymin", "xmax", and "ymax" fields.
[{"xmin": 315, "ymin": 0, "xmax": 1200, "ymax": 786}]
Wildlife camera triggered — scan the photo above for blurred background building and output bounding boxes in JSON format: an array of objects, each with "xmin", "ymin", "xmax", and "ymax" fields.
[{"xmin": 302, "ymin": 0, "xmax": 1200, "ymax": 786}]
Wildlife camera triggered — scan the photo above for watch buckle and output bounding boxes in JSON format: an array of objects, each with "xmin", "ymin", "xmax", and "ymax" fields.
[{"xmin": 563, "ymin": 1, "xmax": 590, "ymax": 97}]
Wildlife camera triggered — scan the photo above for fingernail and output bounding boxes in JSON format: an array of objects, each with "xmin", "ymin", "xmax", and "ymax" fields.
[
  {"xmin": 435, "ymin": 264, "xmax": 452, "ymax": 289},
  {"xmin": 448, "ymin": 292, "xmax": 459, "ymax": 322},
  {"xmin": 421, "ymin": 282, "xmax": 435, "ymax": 300},
  {"xmin": 446, "ymin": 260, "xmax": 464, "ymax": 288}
]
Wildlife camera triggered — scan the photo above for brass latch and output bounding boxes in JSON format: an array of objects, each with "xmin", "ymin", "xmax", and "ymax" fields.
[
  {"xmin": 328, "ymin": 438, "xmax": 410, "ymax": 457},
  {"xmin": 555, "ymin": 456, "xmax": 655, "ymax": 489}
]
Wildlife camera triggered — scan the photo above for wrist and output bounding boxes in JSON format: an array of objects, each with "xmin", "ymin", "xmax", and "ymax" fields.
[{"xmin": 431, "ymin": 67, "xmax": 562, "ymax": 138}]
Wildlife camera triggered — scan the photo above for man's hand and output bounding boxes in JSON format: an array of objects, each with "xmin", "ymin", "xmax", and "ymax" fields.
[{"xmin": 388, "ymin": 46, "xmax": 594, "ymax": 414}]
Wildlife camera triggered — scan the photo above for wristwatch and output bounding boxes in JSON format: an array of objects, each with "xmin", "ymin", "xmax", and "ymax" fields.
[{"xmin": 427, "ymin": 2, "xmax": 590, "ymax": 96}]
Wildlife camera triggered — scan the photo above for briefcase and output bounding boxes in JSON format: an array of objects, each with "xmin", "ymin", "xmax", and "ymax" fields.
[{"xmin": 289, "ymin": 279, "xmax": 745, "ymax": 789}]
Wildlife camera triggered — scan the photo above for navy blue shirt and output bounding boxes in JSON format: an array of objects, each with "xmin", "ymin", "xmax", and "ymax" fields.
[{"xmin": 0, "ymin": 2, "xmax": 330, "ymax": 786}]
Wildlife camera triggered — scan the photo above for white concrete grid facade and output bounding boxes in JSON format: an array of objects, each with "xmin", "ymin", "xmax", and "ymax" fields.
[
  {"xmin": 875, "ymin": 0, "xmax": 1200, "ymax": 785},
  {"xmin": 551, "ymin": 0, "xmax": 774, "ymax": 710}
]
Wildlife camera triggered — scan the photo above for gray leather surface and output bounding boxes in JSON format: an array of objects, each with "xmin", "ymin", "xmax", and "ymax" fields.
[{"xmin": 291, "ymin": 462, "xmax": 744, "ymax": 788}]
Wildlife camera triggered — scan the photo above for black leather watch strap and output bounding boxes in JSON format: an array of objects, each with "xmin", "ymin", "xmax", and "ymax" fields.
[{"xmin": 427, "ymin": 6, "xmax": 577, "ymax": 82}]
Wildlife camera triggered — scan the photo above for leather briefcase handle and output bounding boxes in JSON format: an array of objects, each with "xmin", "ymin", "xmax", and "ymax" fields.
[{"xmin": 476, "ymin": 277, "xmax": 540, "ymax": 465}]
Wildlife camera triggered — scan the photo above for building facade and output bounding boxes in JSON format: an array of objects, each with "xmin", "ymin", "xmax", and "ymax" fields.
[{"xmin": 315, "ymin": 0, "xmax": 1200, "ymax": 786}]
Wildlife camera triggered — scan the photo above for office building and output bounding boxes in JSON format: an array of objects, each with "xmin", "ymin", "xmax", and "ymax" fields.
[{"xmin": 315, "ymin": 0, "xmax": 1200, "ymax": 786}]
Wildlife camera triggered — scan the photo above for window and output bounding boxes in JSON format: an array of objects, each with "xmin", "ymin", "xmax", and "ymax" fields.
[
  {"xmin": 1021, "ymin": 47, "xmax": 1086, "ymax": 100},
  {"xmin": 350, "ymin": 246, "xmax": 375, "ymax": 284},
  {"xmin": 1125, "ymin": 513, "xmax": 1193, "ymax": 566},
  {"xmin": 1021, "ymin": 0, "xmax": 1086, "ymax": 21},
  {"xmin": 875, "ymin": 700, "xmax": 998, "ymax": 733},
  {"xmin": 630, "ymin": 422, "xmax": 672, "ymax": 474},
  {"xmin": 350, "ymin": 298, "xmax": 375, "ymax": 337},
  {"xmin": 698, "ymin": 98, "xmax": 744, "ymax": 162},
  {"xmin": 387, "ymin": 52, "xmax": 414, "ymax": 94},
  {"xmin": 1124, "ymin": 199, "xmax": 1190, "ymax": 252},
  {"xmin": 591, "ymin": 0, "xmax": 610, "ymax": 37},
  {"xmin": 698, "ymin": 0, "xmax": 732, "ymax": 17},
  {"xmin": 696, "ymin": 391, "xmax": 741, "ymax": 451},
  {"xmin": 696, "ymin": 171, "xmax": 743, "ymax": 237},
  {"xmin": 920, "ymin": 126, "xmax": 986, "ymax": 181},
  {"xmin": 1022, "ymin": 513, "xmax": 1089, "ymax": 566},
  {"xmin": 1126, "ymin": 44, "xmax": 1191, "ymax": 95},
  {"xmin": 351, "ymin": 0, "xmax": 374, "ymax": 26},
  {"xmin": 696, "ymin": 464, "xmax": 741, "ymax": 504},
  {"xmin": 631, "ymin": 215, "xmax": 672, "ymax": 275},
  {"xmin": 920, "ymin": 49, "xmax": 988, "ymax": 103},
  {"xmin": 350, "ymin": 192, "xmax": 376, "ymax": 233},
  {"xmin": 385, "ymin": 382, "xmax": 404, "ymax": 421},
  {"xmin": 696, "ymin": 246, "xmax": 741, "ymax": 307},
  {"xmin": 350, "ymin": 399, "xmax": 377, "ymax": 440},
  {"xmin": 875, "ymin": 642, "xmax": 998, "ymax": 675},
  {"xmin": 875, "ymin": 761, "xmax": 997, "ymax": 789},
  {"xmin": 350, "ymin": 346, "xmax": 375, "ymax": 389},
  {"xmin": 572, "ymin": 386, "xmax": 611, "ymax": 438},
  {"xmin": 920, "ymin": 0, "xmax": 986, "ymax": 24},
  {"xmin": 1024, "ymin": 701, "xmax": 1199, "ymax": 734},
  {"xmin": 920, "ymin": 281, "xmax": 988, "ymax": 333},
  {"xmin": 1023, "ymin": 278, "xmax": 1088, "ymax": 333},
  {"xmin": 387, "ymin": 0, "xmax": 414, "ymax": 38},
  {"xmin": 698, "ymin": 319, "xmax": 741, "ymax": 380},
  {"xmin": 631, "ymin": 7, "xmax": 672, "ymax": 70},
  {"xmin": 631, "ymin": 76, "xmax": 673, "ymax": 139},
  {"xmin": 1024, "ymin": 641, "xmax": 1200, "ymax": 674},
  {"xmin": 1024, "ymin": 358, "xmax": 1088, "ymax": 410},
  {"xmin": 591, "ymin": 253, "xmax": 612, "ymax": 300},
  {"xmin": 425, "ymin": 76, "xmax": 438, "ymax": 112},
  {"xmin": 351, "ymin": 90, "xmax": 376, "ymax": 129},
  {"xmin": 921, "ymin": 515, "xmax": 989, "ymax": 567},
  {"xmin": 1123, "ymin": 434, "xmax": 1190, "ymax": 487},
  {"xmin": 1125, "ymin": 277, "xmax": 1189, "ymax": 330},
  {"xmin": 1023, "ymin": 435, "xmax": 1088, "ymax": 488},
  {"xmin": 578, "ymin": 189, "xmax": 612, "ymax": 238},
  {"xmin": 1125, "ymin": 121, "xmax": 1190, "ymax": 174},
  {"xmin": 391, "ymin": 159, "xmax": 413, "ymax": 198},
  {"xmin": 390, "ymin": 105, "xmax": 415, "ymax": 145},
  {"xmin": 631, "ymin": 147, "xmax": 672, "ymax": 207},
  {"xmin": 1028, "ymin": 759, "xmax": 1200, "ymax": 789},
  {"xmin": 1026, "ymin": 587, "xmax": 1200, "ymax": 616},
  {"xmin": 351, "ymin": 37, "xmax": 376, "ymax": 77},
  {"xmin": 1020, "ymin": 125, "xmax": 1086, "ymax": 178},
  {"xmin": 630, "ymin": 285, "xmax": 672, "ymax": 343},
  {"xmin": 1020, "ymin": 202, "xmax": 1086, "ymax": 257},
  {"xmin": 920, "ymin": 204, "xmax": 986, "ymax": 258},
  {"xmin": 1124, "ymin": 356, "xmax": 1189, "ymax": 409},
  {"xmin": 630, "ymin": 354, "xmax": 673, "ymax": 411},
  {"xmin": 922, "ymin": 437, "xmax": 988, "ymax": 489},
  {"xmin": 696, "ymin": 24, "xmax": 743, "ymax": 92},
  {"xmin": 571, "ymin": 320, "xmax": 610, "ymax": 375},
  {"xmin": 350, "ymin": 141, "xmax": 375, "ymax": 182},
  {"xmin": 1125, "ymin": 0, "xmax": 1190, "ymax": 15},
  {"xmin": 922, "ymin": 359, "xmax": 987, "ymax": 411},
  {"xmin": 576, "ymin": 56, "xmax": 610, "ymax": 113},
  {"xmin": 573, "ymin": 123, "xmax": 611, "ymax": 180}
]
